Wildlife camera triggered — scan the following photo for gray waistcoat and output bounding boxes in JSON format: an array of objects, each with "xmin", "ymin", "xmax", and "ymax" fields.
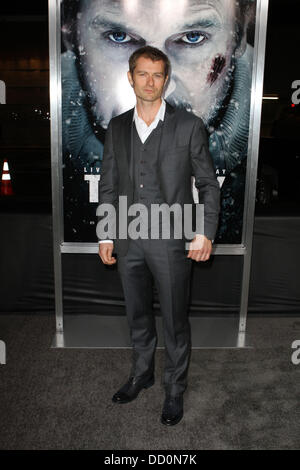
[
  {"xmin": 132, "ymin": 120, "xmax": 164, "ymax": 206},
  {"xmin": 130, "ymin": 120, "xmax": 168, "ymax": 239}
]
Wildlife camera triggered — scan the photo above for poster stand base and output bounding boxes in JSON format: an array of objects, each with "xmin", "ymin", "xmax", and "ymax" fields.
[{"xmin": 51, "ymin": 314, "xmax": 252, "ymax": 349}]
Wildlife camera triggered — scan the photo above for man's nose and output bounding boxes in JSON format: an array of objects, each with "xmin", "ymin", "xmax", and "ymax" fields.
[{"xmin": 147, "ymin": 75, "xmax": 154, "ymax": 86}]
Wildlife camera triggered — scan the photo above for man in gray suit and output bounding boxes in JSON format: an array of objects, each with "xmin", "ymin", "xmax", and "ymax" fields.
[{"xmin": 98, "ymin": 46, "xmax": 220, "ymax": 426}]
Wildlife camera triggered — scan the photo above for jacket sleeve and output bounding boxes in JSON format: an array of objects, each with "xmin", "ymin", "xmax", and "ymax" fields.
[
  {"xmin": 97, "ymin": 119, "xmax": 119, "ymax": 241},
  {"xmin": 190, "ymin": 117, "xmax": 220, "ymax": 241}
]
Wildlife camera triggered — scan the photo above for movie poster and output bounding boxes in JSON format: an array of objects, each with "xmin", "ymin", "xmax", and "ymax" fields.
[{"xmin": 60, "ymin": 0, "xmax": 256, "ymax": 243}]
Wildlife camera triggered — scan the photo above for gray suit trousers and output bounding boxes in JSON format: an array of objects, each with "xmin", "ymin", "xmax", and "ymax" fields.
[{"xmin": 117, "ymin": 237, "xmax": 193, "ymax": 396}]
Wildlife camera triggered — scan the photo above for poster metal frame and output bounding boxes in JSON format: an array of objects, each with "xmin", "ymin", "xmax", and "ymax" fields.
[{"xmin": 48, "ymin": 0, "xmax": 269, "ymax": 344}]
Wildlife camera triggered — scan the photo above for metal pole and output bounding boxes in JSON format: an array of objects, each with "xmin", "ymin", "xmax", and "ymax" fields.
[
  {"xmin": 49, "ymin": 0, "xmax": 64, "ymax": 333},
  {"xmin": 239, "ymin": 0, "xmax": 270, "ymax": 334}
]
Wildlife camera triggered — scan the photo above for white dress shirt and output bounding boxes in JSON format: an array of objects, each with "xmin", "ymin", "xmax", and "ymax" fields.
[
  {"xmin": 99, "ymin": 98, "xmax": 166, "ymax": 244},
  {"xmin": 133, "ymin": 97, "xmax": 166, "ymax": 144}
]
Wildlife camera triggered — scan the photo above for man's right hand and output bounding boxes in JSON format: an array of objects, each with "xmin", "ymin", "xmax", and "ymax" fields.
[{"xmin": 98, "ymin": 242, "xmax": 117, "ymax": 265}]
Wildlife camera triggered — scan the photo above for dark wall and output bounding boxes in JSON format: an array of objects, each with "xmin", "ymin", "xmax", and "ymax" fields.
[{"xmin": 0, "ymin": 2, "xmax": 50, "ymax": 211}]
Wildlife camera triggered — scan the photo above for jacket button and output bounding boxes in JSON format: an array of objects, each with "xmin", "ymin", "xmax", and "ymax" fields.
[{"xmin": 140, "ymin": 184, "xmax": 144, "ymax": 188}]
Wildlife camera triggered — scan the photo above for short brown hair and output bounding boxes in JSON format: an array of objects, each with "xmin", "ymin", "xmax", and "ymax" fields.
[{"xmin": 129, "ymin": 46, "xmax": 170, "ymax": 78}]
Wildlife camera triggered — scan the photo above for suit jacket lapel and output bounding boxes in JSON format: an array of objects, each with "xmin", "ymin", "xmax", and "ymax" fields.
[
  {"xmin": 158, "ymin": 100, "xmax": 176, "ymax": 166},
  {"xmin": 121, "ymin": 108, "xmax": 134, "ymax": 184}
]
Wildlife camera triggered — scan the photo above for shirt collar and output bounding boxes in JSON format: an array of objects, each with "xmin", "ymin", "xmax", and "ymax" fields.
[{"xmin": 133, "ymin": 97, "xmax": 166, "ymax": 125}]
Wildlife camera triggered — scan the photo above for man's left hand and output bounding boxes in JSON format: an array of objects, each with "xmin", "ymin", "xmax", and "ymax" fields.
[{"xmin": 187, "ymin": 234, "xmax": 212, "ymax": 262}]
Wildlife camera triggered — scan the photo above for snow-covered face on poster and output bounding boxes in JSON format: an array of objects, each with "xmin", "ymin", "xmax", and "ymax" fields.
[{"xmin": 73, "ymin": 0, "xmax": 248, "ymax": 129}]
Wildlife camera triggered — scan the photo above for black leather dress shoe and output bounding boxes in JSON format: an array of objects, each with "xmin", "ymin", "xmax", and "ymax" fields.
[
  {"xmin": 161, "ymin": 394, "xmax": 183, "ymax": 426},
  {"xmin": 112, "ymin": 374, "xmax": 155, "ymax": 404}
]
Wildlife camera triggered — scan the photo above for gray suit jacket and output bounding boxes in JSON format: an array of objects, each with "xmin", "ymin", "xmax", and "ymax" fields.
[{"xmin": 98, "ymin": 101, "xmax": 220, "ymax": 256}]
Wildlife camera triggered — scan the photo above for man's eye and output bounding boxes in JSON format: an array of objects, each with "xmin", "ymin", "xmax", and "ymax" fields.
[
  {"xmin": 180, "ymin": 31, "xmax": 206, "ymax": 44},
  {"xmin": 108, "ymin": 31, "xmax": 131, "ymax": 43}
]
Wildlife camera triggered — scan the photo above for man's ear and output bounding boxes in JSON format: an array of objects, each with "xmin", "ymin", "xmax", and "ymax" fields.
[
  {"xmin": 61, "ymin": 22, "xmax": 75, "ymax": 51},
  {"xmin": 127, "ymin": 71, "xmax": 134, "ymax": 87},
  {"xmin": 235, "ymin": 4, "xmax": 255, "ymax": 59},
  {"xmin": 234, "ymin": 30, "xmax": 247, "ymax": 59}
]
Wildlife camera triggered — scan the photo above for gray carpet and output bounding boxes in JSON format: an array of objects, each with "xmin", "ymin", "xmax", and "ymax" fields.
[{"xmin": 0, "ymin": 314, "xmax": 299, "ymax": 450}]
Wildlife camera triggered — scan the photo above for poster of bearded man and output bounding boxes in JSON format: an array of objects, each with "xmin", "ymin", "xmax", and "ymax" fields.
[{"xmin": 59, "ymin": 0, "xmax": 256, "ymax": 244}]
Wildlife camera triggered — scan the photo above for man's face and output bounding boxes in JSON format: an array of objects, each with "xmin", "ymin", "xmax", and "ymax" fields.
[
  {"xmin": 74, "ymin": 0, "xmax": 244, "ymax": 128},
  {"xmin": 127, "ymin": 56, "xmax": 168, "ymax": 103}
]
